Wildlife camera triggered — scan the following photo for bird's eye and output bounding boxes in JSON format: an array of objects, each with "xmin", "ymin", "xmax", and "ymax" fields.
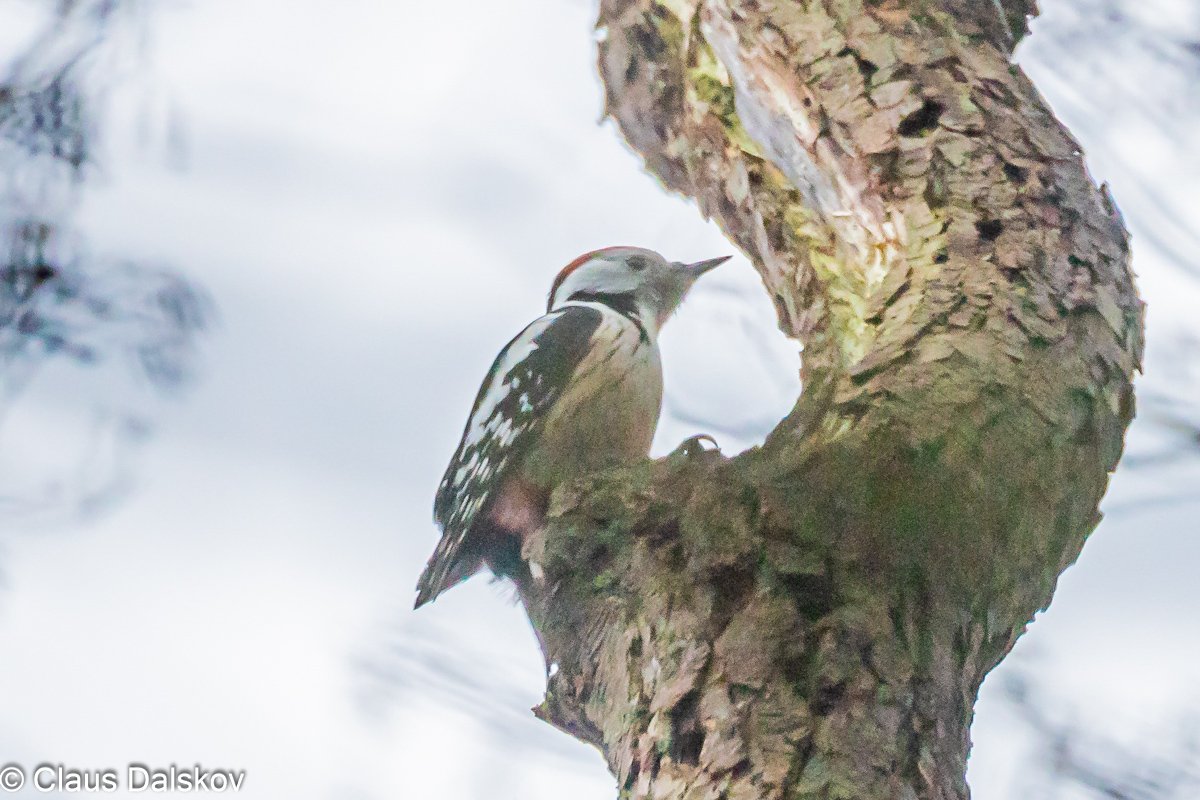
[{"xmin": 627, "ymin": 255, "xmax": 649, "ymax": 272}]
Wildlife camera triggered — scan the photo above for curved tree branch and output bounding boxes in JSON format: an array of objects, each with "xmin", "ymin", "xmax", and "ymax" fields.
[{"xmin": 517, "ymin": 2, "xmax": 1144, "ymax": 799}]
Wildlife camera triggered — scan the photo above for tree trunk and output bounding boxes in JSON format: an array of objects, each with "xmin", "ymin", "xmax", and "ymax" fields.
[{"xmin": 517, "ymin": 1, "xmax": 1143, "ymax": 798}]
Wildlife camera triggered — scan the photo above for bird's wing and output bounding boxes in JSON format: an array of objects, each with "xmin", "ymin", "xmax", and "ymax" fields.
[{"xmin": 415, "ymin": 304, "xmax": 606, "ymax": 607}]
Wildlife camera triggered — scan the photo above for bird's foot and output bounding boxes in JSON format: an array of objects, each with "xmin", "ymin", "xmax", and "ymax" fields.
[{"xmin": 672, "ymin": 434, "xmax": 721, "ymax": 459}]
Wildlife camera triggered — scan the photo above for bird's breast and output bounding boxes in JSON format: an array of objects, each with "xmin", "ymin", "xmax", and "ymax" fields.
[{"xmin": 529, "ymin": 308, "xmax": 662, "ymax": 481}]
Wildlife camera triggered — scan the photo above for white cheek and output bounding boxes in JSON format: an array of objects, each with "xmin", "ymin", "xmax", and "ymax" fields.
[{"xmin": 560, "ymin": 264, "xmax": 639, "ymax": 298}]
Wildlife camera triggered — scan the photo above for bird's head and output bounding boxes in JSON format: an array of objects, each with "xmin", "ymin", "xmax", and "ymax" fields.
[{"xmin": 547, "ymin": 246, "xmax": 731, "ymax": 332}]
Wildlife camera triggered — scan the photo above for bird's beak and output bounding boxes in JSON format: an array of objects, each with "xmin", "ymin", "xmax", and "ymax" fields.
[{"xmin": 687, "ymin": 255, "xmax": 732, "ymax": 276}]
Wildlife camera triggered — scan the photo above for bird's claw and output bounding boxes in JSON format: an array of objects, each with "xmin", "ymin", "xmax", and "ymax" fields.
[{"xmin": 673, "ymin": 434, "xmax": 721, "ymax": 459}]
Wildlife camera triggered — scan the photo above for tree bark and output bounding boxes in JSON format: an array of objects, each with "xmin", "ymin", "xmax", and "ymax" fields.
[{"xmin": 517, "ymin": 1, "xmax": 1143, "ymax": 799}]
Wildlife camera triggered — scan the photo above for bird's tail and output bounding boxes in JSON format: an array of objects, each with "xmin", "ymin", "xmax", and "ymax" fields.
[
  {"xmin": 414, "ymin": 526, "xmax": 527, "ymax": 609},
  {"xmin": 414, "ymin": 547, "xmax": 482, "ymax": 608}
]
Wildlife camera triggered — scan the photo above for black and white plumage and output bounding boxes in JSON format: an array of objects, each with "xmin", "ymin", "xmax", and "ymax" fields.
[{"xmin": 415, "ymin": 247, "xmax": 730, "ymax": 608}]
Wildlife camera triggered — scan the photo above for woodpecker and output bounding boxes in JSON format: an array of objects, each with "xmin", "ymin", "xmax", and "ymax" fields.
[{"xmin": 414, "ymin": 246, "xmax": 730, "ymax": 608}]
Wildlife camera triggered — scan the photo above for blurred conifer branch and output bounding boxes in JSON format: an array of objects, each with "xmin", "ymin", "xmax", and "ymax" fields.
[
  {"xmin": 1006, "ymin": 672, "xmax": 1200, "ymax": 800},
  {"xmin": 0, "ymin": 0, "xmax": 209, "ymax": 520}
]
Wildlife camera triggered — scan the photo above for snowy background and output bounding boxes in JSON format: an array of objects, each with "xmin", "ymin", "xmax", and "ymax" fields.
[{"xmin": 0, "ymin": 0, "xmax": 1196, "ymax": 797}]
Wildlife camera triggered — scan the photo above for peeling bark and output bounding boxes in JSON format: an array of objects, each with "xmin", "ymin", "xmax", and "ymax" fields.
[{"xmin": 518, "ymin": 2, "xmax": 1143, "ymax": 799}]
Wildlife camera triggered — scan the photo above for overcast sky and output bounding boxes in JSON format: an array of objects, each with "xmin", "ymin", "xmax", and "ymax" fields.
[{"xmin": 0, "ymin": 0, "xmax": 1197, "ymax": 798}]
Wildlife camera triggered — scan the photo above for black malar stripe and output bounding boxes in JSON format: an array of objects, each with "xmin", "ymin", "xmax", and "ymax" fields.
[{"xmin": 566, "ymin": 290, "xmax": 648, "ymax": 343}]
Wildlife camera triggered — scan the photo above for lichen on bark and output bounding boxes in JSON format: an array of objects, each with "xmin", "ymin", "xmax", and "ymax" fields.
[{"xmin": 516, "ymin": 1, "xmax": 1144, "ymax": 799}]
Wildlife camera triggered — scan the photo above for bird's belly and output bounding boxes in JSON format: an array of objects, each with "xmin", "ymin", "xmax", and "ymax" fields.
[{"xmin": 528, "ymin": 339, "xmax": 662, "ymax": 482}]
